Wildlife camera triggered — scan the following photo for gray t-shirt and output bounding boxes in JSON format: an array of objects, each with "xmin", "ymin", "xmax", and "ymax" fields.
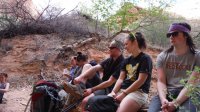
[{"xmin": 156, "ymin": 50, "xmax": 200, "ymax": 90}]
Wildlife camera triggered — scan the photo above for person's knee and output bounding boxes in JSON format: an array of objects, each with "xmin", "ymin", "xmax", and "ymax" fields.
[
  {"xmin": 81, "ymin": 97, "xmax": 90, "ymax": 111},
  {"xmin": 82, "ymin": 94, "xmax": 94, "ymax": 105},
  {"xmin": 82, "ymin": 97, "xmax": 89, "ymax": 104},
  {"xmin": 117, "ymin": 97, "xmax": 140, "ymax": 112}
]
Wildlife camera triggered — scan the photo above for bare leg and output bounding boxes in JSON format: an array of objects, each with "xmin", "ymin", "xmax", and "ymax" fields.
[
  {"xmin": 75, "ymin": 64, "xmax": 97, "ymax": 84},
  {"xmin": 81, "ymin": 64, "xmax": 92, "ymax": 74},
  {"xmin": 81, "ymin": 93, "xmax": 95, "ymax": 112},
  {"xmin": 117, "ymin": 96, "xmax": 141, "ymax": 112}
]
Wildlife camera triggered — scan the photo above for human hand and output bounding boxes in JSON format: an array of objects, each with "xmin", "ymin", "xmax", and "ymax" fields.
[
  {"xmin": 115, "ymin": 93, "xmax": 126, "ymax": 103},
  {"xmin": 164, "ymin": 101, "xmax": 176, "ymax": 112},
  {"xmin": 161, "ymin": 99, "xmax": 169, "ymax": 112},
  {"xmin": 83, "ymin": 88, "xmax": 93, "ymax": 97},
  {"xmin": 108, "ymin": 91, "xmax": 116, "ymax": 98},
  {"xmin": 63, "ymin": 69, "xmax": 70, "ymax": 76}
]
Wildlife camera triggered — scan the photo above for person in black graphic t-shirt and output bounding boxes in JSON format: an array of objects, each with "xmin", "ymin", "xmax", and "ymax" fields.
[
  {"xmin": 119, "ymin": 51, "xmax": 152, "ymax": 94},
  {"xmin": 108, "ymin": 32, "xmax": 152, "ymax": 112}
]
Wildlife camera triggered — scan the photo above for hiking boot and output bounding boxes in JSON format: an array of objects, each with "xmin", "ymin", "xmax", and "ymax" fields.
[
  {"xmin": 62, "ymin": 95, "xmax": 82, "ymax": 112},
  {"xmin": 62, "ymin": 81, "xmax": 85, "ymax": 100}
]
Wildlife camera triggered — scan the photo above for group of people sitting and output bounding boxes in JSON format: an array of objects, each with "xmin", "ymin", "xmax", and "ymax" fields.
[
  {"xmin": 63, "ymin": 22, "xmax": 200, "ymax": 112},
  {"xmin": 0, "ymin": 22, "xmax": 199, "ymax": 112}
]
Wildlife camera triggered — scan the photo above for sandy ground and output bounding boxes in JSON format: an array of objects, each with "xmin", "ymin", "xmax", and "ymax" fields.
[{"xmin": 0, "ymin": 86, "xmax": 32, "ymax": 112}]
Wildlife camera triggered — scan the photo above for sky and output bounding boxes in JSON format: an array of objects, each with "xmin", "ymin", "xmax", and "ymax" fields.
[
  {"xmin": 167, "ymin": 0, "xmax": 200, "ymax": 19},
  {"xmin": 32, "ymin": 0, "xmax": 200, "ymax": 19}
]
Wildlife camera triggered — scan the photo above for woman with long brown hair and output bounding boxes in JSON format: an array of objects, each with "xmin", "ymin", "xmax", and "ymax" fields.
[{"xmin": 148, "ymin": 22, "xmax": 200, "ymax": 112}]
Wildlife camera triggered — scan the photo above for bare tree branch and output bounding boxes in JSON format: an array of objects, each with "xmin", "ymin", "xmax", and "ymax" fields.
[
  {"xmin": 0, "ymin": 0, "xmax": 95, "ymax": 40},
  {"xmin": 193, "ymin": 32, "xmax": 200, "ymax": 39},
  {"xmin": 35, "ymin": 0, "xmax": 51, "ymax": 21},
  {"xmin": 65, "ymin": 3, "xmax": 79, "ymax": 15}
]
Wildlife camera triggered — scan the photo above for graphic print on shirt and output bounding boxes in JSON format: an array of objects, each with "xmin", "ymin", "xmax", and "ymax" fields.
[
  {"xmin": 126, "ymin": 63, "xmax": 139, "ymax": 81},
  {"xmin": 166, "ymin": 61, "xmax": 191, "ymax": 71}
]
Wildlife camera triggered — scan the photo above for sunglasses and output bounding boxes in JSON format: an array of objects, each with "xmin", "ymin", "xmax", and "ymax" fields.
[
  {"xmin": 166, "ymin": 32, "xmax": 179, "ymax": 38},
  {"xmin": 109, "ymin": 47, "xmax": 117, "ymax": 49}
]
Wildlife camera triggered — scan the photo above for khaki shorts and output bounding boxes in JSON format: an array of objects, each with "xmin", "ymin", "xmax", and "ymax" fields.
[{"xmin": 125, "ymin": 90, "xmax": 148, "ymax": 108}]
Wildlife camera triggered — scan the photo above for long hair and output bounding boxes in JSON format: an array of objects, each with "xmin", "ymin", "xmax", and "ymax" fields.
[
  {"xmin": 76, "ymin": 52, "xmax": 88, "ymax": 62},
  {"xmin": 166, "ymin": 22, "xmax": 196, "ymax": 54},
  {"xmin": 128, "ymin": 32, "xmax": 147, "ymax": 50}
]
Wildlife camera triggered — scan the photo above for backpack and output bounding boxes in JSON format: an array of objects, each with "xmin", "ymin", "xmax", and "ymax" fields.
[{"xmin": 31, "ymin": 80, "xmax": 63, "ymax": 112}]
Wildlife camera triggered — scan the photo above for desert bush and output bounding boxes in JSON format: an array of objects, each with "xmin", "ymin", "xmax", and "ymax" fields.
[{"xmin": 0, "ymin": 0, "xmax": 107, "ymax": 44}]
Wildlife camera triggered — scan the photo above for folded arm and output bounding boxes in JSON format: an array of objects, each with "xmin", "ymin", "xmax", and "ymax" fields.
[{"xmin": 0, "ymin": 83, "xmax": 10, "ymax": 93}]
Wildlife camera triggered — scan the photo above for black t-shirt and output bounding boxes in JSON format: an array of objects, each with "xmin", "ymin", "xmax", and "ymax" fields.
[
  {"xmin": 100, "ymin": 55, "xmax": 124, "ymax": 81},
  {"xmin": 121, "ymin": 52, "xmax": 152, "ymax": 94},
  {"xmin": 100, "ymin": 55, "xmax": 124, "ymax": 91}
]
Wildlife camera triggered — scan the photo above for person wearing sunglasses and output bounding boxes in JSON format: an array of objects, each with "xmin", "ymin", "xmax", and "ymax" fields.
[
  {"xmin": 84, "ymin": 32, "xmax": 152, "ymax": 112},
  {"xmin": 148, "ymin": 22, "xmax": 200, "ymax": 112},
  {"xmin": 74, "ymin": 40, "xmax": 124, "ymax": 111},
  {"xmin": 107, "ymin": 32, "xmax": 153, "ymax": 112}
]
